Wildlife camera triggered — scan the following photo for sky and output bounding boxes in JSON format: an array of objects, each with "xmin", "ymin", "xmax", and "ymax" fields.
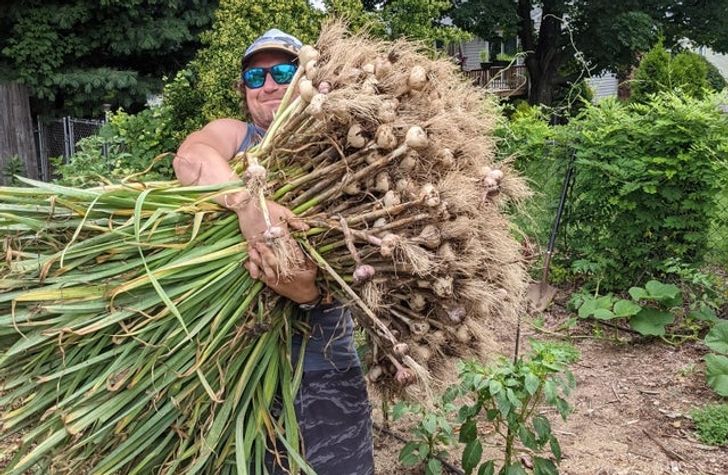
[{"xmin": 310, "ymin": 0, "xmax": 325, "ymax": 10}]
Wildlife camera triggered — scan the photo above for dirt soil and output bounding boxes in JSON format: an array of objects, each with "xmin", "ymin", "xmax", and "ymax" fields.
[{"xmin": 372, "ymin": 306, "xmax": 728, "ymax": 475}]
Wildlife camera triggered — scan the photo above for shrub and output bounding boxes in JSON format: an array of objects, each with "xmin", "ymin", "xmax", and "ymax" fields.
[
  {"xmin": 633, "ymin": 41, "xmax": 719, "ymax": 102},
  {"xmin": 632, "ymin": 40, "xmax": 671, "ymax": 101},
  {"xmin": 691, "ymin": 404, "xmax": 728, "ymax": 446},
  {"xmin": 557, "ymin": 92, "xmax": 728, "ymax": 288},
  {"xmin": 56, "ymin": 105, "xmax": 177, "ymax": 185}
]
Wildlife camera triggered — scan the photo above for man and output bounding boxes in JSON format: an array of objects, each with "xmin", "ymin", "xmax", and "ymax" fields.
[{"xmin": 173, "ymin": 29, "xmax": 375, "ymax": 475}]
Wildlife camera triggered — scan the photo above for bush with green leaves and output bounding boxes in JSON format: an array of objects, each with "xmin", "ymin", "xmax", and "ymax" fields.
[
  {"xmin": 632, "ymin": 41, "xmax": 722, "ymax": 102},
  {"xmin": 691, "ymin": 404, "xmax": 728, "ymax": 446},
  {"xmin": 558, "ymin": 92, "xmax": 728, "ymax": 288},
  {"xmin": 394, "ymin": 341, "xmax": 578, "ymax": 475},
  {"xmin": 570, "ymin": 279, "xmax": 720, "ymax": 337},
  {"xmin": 57, "ymin": 105, "xmax": 177, "ymax": 185},
  {"xmin": 704, "ymin": 321, "xmax": 728, "ymax": 397}
]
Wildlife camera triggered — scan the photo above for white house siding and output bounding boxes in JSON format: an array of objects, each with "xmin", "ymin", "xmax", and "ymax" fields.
[
  {"xmin": 587, "ymin": 73, "xmax": 619, "ymax": 101},
  {"xmin": 697, "ymin": 47, "xmax": 728, "ymax": 82},
  {"xmin": 460, "ymin": 38, "xmax": 489, "ymax": 71}
]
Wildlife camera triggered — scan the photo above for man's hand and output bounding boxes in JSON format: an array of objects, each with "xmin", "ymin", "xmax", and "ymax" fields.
[
  {"xmin": 246, "ymin": 242, "xmax": 319, "ymax": 304},
  {"xmin": 236, "ymin": 200, "xmax": 319, "ymax": 304},
  {"xmin": 236, "ymin": 199, "xmax": 306, "ymax": 246}
]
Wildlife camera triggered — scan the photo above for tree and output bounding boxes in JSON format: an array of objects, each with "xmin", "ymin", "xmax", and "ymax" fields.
[
  {"xmin": 0, "ymin": 0, "xmax": 216, "ymax": 117},
  {"xmin": 450, "ymin": 0, "xmax": 728, "ymax": 106},
  {"xmin": 348, "ymin": 0, "xmax": 468, "ymax": 44}
]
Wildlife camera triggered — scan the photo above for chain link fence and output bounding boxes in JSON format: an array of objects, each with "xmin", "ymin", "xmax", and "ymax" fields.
[
  {"xmin": 708, "ymin": 188, "xmax": 728, "ymax": 266},
  {"xmin": 35, "ymin": 116, "xmax": 106, "ymax": 181}
]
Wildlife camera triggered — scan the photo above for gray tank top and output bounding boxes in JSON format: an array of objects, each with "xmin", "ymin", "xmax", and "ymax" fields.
[{"xmin": 237, "ymin": 123, "xmax": 359, "ymax": 371}]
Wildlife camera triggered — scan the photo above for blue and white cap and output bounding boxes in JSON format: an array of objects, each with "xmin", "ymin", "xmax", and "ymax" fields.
[{"xmin": 242, "ymin": 29, "xmax": 303, "ymax": 69}]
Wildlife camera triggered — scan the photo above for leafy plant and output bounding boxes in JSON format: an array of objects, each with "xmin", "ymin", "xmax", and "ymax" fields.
[
  {"xmin": 632, "ymin": 41, "xmax": 718, "ymax": 102},
  {"xmin": 691, "ymin": 404, "xmax": 728, "ymax": 446},
  {"xmin": 392, "ymin": 342, "xmax": 577, "ymax": 474},
  {"xmin": 392, "ymin": 398, "xmax": 456, "ymax": 475},
  {"xmin": 480, "ymin": 49, "xmax": 490, "ymax": 62},
  {"xmin": 704, "ymin": 321, "xmax": 728, "ymax": 397},
  {"xmin": 455, "ymin": 341, "xmax": 577, "ymax": 475},
  {"xmin": 56, "ymin": 104, "xmax": 177, "ymax": 185},
  {"xmin": 2, "ymin": 155, "xmax": 25, "ymax": 185},
  {"xmin": 557, "ymin": 91, "xmax": 728, "ymax": 288},
  {"xmin": 571, "ymin": 279, "xmax": 719, "ymax": 337},
  {"xmin": 496, "ymin": 52, "xmax": 515, "ymax": 63}
]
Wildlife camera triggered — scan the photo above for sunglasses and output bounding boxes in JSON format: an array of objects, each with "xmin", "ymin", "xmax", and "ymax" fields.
[{"xmin": 242, "ymin": 63, "xmax": 297, "ymax": 89}]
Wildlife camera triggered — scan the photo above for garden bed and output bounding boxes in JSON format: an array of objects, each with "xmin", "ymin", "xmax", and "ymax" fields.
[{"xmin": 372, "ymin": 295, "xmax": 728, "ymax": 474}]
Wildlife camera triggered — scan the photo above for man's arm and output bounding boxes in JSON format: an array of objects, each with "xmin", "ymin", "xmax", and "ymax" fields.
[
  {"xmin": 173, "ymin": 118, "xmax": 319, "ymax": 304},
  {"xmin": 173, "ymin": 118, "xmax": 251, "ymax": 208}
]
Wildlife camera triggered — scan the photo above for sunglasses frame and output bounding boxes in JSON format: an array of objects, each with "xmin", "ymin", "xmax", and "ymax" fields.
[{"xmin": 242, "ymin": 63, "xmax": 298, "ymax": 89}]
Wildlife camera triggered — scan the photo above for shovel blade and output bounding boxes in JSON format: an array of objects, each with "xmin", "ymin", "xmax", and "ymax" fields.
[{"xmin": 527, "ymin": 282, "xmax": 558, "ymax": 312}]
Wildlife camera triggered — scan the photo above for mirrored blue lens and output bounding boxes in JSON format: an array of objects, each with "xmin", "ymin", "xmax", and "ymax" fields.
[
  {"xmin": 243, "ymin": 63, "xmax": 297, "ymax": 89},
  {"xmin": 243, "ymin": 68, "xmax": 266, "ymax": 89},
  {"xmin": 270, "ymin": 64, "xmax": 297, "ymax": 85}
]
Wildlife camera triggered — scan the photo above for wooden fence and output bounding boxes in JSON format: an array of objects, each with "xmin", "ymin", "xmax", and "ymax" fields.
[{"xmin": 0, "ymin": 83, "xmax": 38, "ymax": 184}]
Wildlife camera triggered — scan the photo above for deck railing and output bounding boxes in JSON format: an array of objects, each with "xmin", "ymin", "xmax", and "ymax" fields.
[{"xmin": 463, "ymin": 64, "xmax": 529, "ymax": 97}]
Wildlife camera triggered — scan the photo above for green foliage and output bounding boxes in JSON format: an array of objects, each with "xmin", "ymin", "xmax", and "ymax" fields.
[
  {"xmin": 393, "ymin": 342, "xmax": 577, "ymax": 474},
  {"xmin": 2, "ymin": 155, "xmax": 26, "ymax": 185},
  {"xmin": 704, "ymin": 321, "xmax": 728, "ymax": 397},
  {"xmin": 557, "ymin": 92, "xmax": 728, "ymax": 288},
  {"xmin": 450, "ymin": 0, "xmax": 728, "ymax": 105},
  {"xmin": 631, "ymin": 40, "xmax": 671, "ymax": 100},
  {"xmin": 456, "ymin": 341, "xmax": 576, "ymax": 474},
  {"xmin": 632, "ymin": 42, "xmax": 721, "ymax": 102},
  {"xmin": 164, "ymin": 0, "xmax": 321, "ymax": 134},
  {"xmin": 391, "ymin": 399, "xmax": 456, "ymax": 474},
  {"xmin": 691, "ymin": 404, "xmax": 728, "ymax": 446},
  {"xmin": 324, "ymin": 0, "xmax": 385, "ymax": 35},
  {"xmin": 570, "ymin": 278, "xmax": 721, "ymax": 337},
  {"xmin": 381, "ymin": 0, "xmax": 469, "ymax": 45},
  {"xmin": 703, "ymin": 57, "xmax": 728, "ymax": 92},
  {"xmin": 571, "ymin": 280, "xmax": 687, "ymax": 336},
  {"xmin": 56, "ymin": 105, "xmax": 177, "ymax": 185},
  {"xmin": 0, "ymin": 0, "xmax": 215, "ymax": 117}
]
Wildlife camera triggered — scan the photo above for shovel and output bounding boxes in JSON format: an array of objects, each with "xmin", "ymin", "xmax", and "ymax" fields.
[{"xmin": 527, "ymin": 156, "xmax": 575, "ymax": 312}]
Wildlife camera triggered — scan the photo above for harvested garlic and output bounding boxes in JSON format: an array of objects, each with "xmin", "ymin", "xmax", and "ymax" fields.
[
  {"xmin": 343, "ymin": 181, "xmax": 361, "ymax": 195},
  {"xmin": 374, "ymin": 57, "xmax": 392, "ymax": 79},
  {"xmin": 347, "ymin": 123, "xmax": 367, "ymax": 148},
  {"xmin": 374, "ymin": 172, "xmax": 391, "ymax": 193},
  {"xmin": 353, "ymin": 264, "xmax": 376, "ymax": 285},
  {"xmin": 419, "ymin": 184, "xmax": 441, "ymax": 207},
  {"xmin": 408, "ymin": 65, "xmax": 427, "ymax": 91},
  {"xmin": 375, "ymin": 124, "xmax": 398, "ymax": 150},
  {"xmin": 298, "ymin": 45, "xmax": 319, "ymax": 66},
  {"xmin": 382, "ymin": 190, "xmax": 401, "ymax": 207},
  {"xmin": 304, "ymin": 60, "xmax": 318, "ymax": 81},
  {"xmin": 298, "ymin": 79, "xmax": 316, "ymax": 103},
  {"xmin": 405, "ymin": 126, "xmax": 428, "ymax": 149}
]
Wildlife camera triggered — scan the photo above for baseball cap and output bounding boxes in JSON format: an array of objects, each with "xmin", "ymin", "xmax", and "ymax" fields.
[{"xmin": 241, "ymin": 29, "xmax": 303, "ymax": 70}]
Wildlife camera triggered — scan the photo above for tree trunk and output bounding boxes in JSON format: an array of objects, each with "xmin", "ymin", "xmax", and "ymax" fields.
[
  {"xmin": 0, "ymin": 83, "xmax": 39, "ymax": 184},
  {"xmin": 517, "ymin": 0, "xmax": 564, "ymax": 106}
]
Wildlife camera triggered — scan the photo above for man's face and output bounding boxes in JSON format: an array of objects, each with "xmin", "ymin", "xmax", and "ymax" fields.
[{"xmin": 244, "ymin": 50, "xmax": 296, "ymax": 129}]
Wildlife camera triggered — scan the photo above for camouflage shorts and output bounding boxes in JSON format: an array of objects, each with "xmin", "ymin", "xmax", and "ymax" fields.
[{"xmin": 264, "ymin": 365, "xmax": 374, "ymax": 475}]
